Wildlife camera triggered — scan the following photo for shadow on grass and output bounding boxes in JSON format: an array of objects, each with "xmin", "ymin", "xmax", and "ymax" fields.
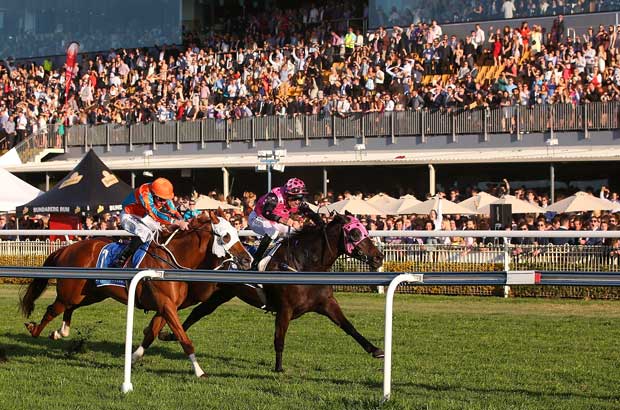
[
  {"xmin": 392, "ymin": 380, "xmax": 619, "ymax": 402},
  {"xmin": 1, "ymin": 331, "xmax": 274, "ymax": 374},
  {"xmin": 8, "ymin": 330, "xmax": 611, "ymax": 404}
]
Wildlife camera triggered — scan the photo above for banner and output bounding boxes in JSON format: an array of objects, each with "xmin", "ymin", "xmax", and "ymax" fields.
[{"xmin": 64, "ymin": 42, "xmax": 80, "ymax": 103}]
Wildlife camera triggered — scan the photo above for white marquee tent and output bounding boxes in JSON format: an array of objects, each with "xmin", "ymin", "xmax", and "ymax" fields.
[{"xmin": 0, "ymin": 167, "xmax": 43, "ymax": 213}]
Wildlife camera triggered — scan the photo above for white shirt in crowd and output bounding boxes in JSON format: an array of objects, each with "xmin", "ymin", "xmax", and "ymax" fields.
[
  {"xmin": 16, "ymin": 113, "xmax": 28, "ymax": 131},
  {"xmin": 502, "ymin": 0, "xmax": 516, "ymax": 18}
]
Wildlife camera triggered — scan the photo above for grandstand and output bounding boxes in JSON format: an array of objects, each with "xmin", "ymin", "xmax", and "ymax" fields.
[{"xmin": 1, "ymin": 0, "xmax": 620, "ymax": 198}]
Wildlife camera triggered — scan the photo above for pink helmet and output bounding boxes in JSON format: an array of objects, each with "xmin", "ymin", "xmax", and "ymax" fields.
[{"xmin": 283, "ymin": 178, "xmax": 308, "ymax": 197}]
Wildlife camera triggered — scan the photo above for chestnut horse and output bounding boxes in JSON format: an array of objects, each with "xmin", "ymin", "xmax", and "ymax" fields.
[
  {"xmin": 19, "ymin": 210, "xmax": 253, "ymax": 377},
  {"xmin": 159, "ymin": 212, "xmax": 385, "ymax": 371}
]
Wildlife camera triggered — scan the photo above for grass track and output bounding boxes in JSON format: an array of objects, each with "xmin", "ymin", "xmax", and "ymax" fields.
[{"xmin": 0, "ymin": 285, "xmax": 619, "ymax": 410}]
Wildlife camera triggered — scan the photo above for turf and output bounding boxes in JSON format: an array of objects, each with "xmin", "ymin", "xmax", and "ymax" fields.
[{"xmin": 0, "ymin": 285, "xmax": 619, "ymax": 410}]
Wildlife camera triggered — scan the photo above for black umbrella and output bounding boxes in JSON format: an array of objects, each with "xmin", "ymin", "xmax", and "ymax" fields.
[{"xmin": 17, "ymin": 150, "xmax": 133, "ymax": 215}]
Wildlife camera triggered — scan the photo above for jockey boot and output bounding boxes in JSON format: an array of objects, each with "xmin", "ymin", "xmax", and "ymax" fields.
[
  {"xmin": 251, "ymin": 236, "xmax": 272, "ymax": 271},
  {"xmin": 111, "ymin": 237, "xmax": 143, "ymax": 268}
]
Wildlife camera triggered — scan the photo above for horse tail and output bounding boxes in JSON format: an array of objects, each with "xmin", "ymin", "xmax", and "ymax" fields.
[
  {"xmin": 19, "ymin": 248, "xmax": 63, "ymax": 317},
  {"xmin": 19, "ymin": 278, "xmax": 49, "ymax": 318}
]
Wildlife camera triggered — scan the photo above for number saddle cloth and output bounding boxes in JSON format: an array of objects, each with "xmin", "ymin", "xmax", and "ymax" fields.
[{"xmin": 94, "ymin": 240, "xmax": 151, "ymax": 287}]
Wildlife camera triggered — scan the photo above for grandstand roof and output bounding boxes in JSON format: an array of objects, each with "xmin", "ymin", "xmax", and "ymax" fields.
[{"xmin": 5, "ymin": 145, "xmax": 620, "ymax": 173}]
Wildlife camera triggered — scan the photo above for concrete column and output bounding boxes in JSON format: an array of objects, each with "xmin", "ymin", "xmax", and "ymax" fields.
[
  {"xmin": 131, "ymin": 172, "xmax": 136, "ymax": 189},
  {"xmin": 428, "ymin": 164, "xmax": 436, "ymax": 196},
  {"xmin": 550, "ymin": 164, "xmax": 555, "ymax": 203},
  {"xmin": 45, "ymin": 172, "xmax": 50, "ymax": 191},
  {"xmin": 222, "ymin": 167, "xmax": 230, "ymax": 198},
  {"xmin": 323, "ymin": 167, "xmax": 328, "ymax": 198}
]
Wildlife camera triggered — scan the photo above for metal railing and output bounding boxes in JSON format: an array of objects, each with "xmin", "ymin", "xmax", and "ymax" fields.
[
  {"xmin": 3, "ymin": 239, "xmax": 619, "ymax": 273},
  {"xmin": 13, "ymin": 101, "xmax": 620, "ymax": 163},
  {"xmin": 334, "ymin": 242, "xmax": 620, "ymax": 273}
]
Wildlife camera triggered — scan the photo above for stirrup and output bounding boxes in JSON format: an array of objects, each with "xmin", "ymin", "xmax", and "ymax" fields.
[{"xmin": 257, "ymin": 255, "xmax": 272, "ymax": 272}]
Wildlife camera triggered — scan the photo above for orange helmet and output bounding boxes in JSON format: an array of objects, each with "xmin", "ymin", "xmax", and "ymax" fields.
[{"xmin": 150, "ymin": 177, "xmax": 174, "ymax": 200}]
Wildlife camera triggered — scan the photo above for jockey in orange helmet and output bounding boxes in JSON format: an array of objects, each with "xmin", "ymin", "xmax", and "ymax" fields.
[
  {"xmin": 111, "ymin": 177, "xmax": 189, "ymax": 268},
  {"xmin": 248, "ymin": 177, "xmax": 321, "ymax": 270}
]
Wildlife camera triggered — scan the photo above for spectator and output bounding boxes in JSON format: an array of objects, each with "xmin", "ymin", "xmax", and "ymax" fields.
[
  {"xmin": 502, "ymin": 0, "xmax": 517, "ymax": 19},
  {"xmin": 585, "ymin": 216, "xmax": 604, "ymax": 245},
  {"xmin": 551, "ymin": 214, "xmax": 572, "ymax": 245},
  {"xmin": 183, "ymin": 200, "xmax": 201, "ymax": 221}
]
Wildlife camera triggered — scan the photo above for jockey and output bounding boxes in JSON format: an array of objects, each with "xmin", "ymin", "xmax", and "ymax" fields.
[
  {"xmin": 248, "ymin": 177, "xmax": 321, "ymax": 270},
  {"xmin": 111, "ymin": 177, "xmax": 189, "ymax": 268}
]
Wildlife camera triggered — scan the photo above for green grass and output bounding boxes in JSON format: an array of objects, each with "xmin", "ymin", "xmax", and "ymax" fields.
[{"xmin": 0, "ymin": 285, "xmax": 619, "ymax": 410}]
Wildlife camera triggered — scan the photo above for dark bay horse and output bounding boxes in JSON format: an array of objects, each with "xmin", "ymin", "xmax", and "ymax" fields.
[
  {"xmin": 19, "ymin": 210, "xmax": 253, "ymax": 377},
  {"xmin": 159, "ymin": 212, "xmax": 385, "ymax": 372}
]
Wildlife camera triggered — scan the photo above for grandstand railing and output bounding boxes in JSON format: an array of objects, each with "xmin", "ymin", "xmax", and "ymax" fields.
[
  {"xmin": 3, "ymin": 238, "xmax": 620, "ymax": 274},
  {"xmin": 14, "ymin": 101, "xmax": 620, "ymax": 163}
]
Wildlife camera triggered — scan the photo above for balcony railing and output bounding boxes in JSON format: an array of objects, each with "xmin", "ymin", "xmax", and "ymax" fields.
[{"xmin": 14, "ymin": 101, "xmax": 620, "ymax": 163}]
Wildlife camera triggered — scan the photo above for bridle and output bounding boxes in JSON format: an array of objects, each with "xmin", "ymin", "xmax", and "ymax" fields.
[
  {"xmin": 283, "ymin": 215, "xmax": 374, "ymax": 270},
  {"xmin": 341, "ymin": 216, "xmax": 374, "ymax": 265},
  {"xmin": 150, "ymin": 218, "xmax": 243, "ymax": 270}
]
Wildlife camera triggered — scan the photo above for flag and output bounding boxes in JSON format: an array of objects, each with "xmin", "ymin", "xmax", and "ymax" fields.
[{"xmin": 64, "ymin": 42, "xmax": 80, "ymax": 103}]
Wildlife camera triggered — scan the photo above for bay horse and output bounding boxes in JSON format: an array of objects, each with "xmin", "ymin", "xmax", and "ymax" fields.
[
  {"xmin": 159, "ymin": 212, "xmax": 385, "ymax": 372},
  {"xmin": 19, "ymin": 210, "xmax": 253, "ymax": 377}
]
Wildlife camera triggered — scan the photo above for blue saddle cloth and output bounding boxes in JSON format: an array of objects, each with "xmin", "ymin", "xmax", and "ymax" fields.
[
  {"xmin": 244, "ymin": 243, "xmax": 258, "ymax": 256},
  {"xmin": 244, "ymin": 241, "xmax": 280, "ymax": 260},
  {"xmin": 95, "ymin": 241, "xmax": 150, "ymax": 287}
]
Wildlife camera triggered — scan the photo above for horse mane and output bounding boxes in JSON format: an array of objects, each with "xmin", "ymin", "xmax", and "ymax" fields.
[
  {"xmin": 288, "ymin": 214, "xmax": 347, "ymax": 241},
  {"xmin": 158, "ymin": 213, "xmax": 213, "ymax": 242}
]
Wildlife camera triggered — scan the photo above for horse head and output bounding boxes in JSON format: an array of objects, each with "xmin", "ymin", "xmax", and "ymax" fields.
[
  {"xmin": 203, "ymin": 208, "xmax": 253, "ymax": 270},
  {"xmin": 183, "ymin": 210, "xmax": 253, "ymax": 270},
  {"xmin": 337, "ymin": 211, "xmax": 384, "ymax": 270}
]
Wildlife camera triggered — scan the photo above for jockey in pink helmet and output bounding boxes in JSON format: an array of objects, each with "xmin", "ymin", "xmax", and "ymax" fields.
[{"xmin": 248, "ymin": 177, "xmax": 320, "ymax": 270}]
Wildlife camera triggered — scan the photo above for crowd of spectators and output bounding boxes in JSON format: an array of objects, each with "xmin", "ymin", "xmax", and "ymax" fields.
[
  {"xmin": 2, "ymin": 183, "xmax": 619, "ymax": 254},
  {"xmin": 5, "ymin": 5, "xmax": 620, "ymax": 150}
]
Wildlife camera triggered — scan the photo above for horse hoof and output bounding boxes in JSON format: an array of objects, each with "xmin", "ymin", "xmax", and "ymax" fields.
[
  {"xmin": 49, "ymin": 330, "xmax": 62, "ymax": 340},
  {"xmin": 199, "ymin": 373, "xmax": 208, "ymax": 379},
  {"xmin": 372, "ymin": 349, "xmax": 385, "ymax": 359},
  {"xmin": 24, "ymin": 322, "xmax": 37, "ymax": 337},
  {"xmin": 273, "ymin": 367, "xmax": 284, "ymax": 373},
  {"xmin": 158, "ymin": 331, "xmax": 176, "ymax": 342}
]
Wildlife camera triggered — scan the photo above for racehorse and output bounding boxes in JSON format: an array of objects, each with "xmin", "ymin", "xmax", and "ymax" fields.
[
  {"xmin": 159, "ymin": 212, "xmax": 385, "ymax": 372},
  {"xmin": 19, "ymin": 210, "xmax": 253, "ymax": 377}
]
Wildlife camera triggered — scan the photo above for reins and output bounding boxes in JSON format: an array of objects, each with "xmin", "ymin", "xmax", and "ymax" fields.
[
  {"xmin": 321, "ymin": 223, "xmax": 335, "ymax": 267},
  {"xmin": 150, "ymin": 221, "xmax": 215, "ymax": 270},
  {"xmin": 284, "ymin": 221, "xmax": 336, "ymax": 271}
]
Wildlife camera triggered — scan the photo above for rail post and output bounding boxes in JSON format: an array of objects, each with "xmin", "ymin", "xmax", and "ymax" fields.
[
  {"xmin": 122, "ymin": 269, "xmax": 165, "ymax": 394},
  {"xmin": 383, "ymin": 273, "xmax": 423, "ymax": 401},
  {"xmin": 583, "ymin": 104, "xmax": 589, "ymax": 139},
  {"xmin": 421, "ymin": 110, "xmax": 426, "ymax": 143},
  {"xmin": 503, "ymin": 237, "xmax": 511, "ymax": 298}
]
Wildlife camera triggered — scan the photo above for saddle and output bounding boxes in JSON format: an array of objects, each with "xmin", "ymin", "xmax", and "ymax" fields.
[{"xmin": 94, "ymin": 241, "xmax": 150, "ymax": 287}]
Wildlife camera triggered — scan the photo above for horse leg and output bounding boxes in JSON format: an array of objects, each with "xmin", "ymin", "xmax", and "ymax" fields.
[
  {"xmin": 132, "ymin": 314, "xmax": 166, "ymax": 364},
  {"xmin": 25, "ymin": 299, "xmax": 67, "ymax": 338},
  {"xmin": 50, "ymin": 309, "xmax": 74, "ymax": 340},
  {"xmin": 159, "ymin": 289, "xmax": 235, "ymax": 342},
  {"xmin": 274, "ymin": 308, "xmax": 293, "ymax": 372},
  {"xmin": 318, "ymin": 296, "xmax": 384, "ymax": 358},
  {"xmin": 160, "ymin": 302, "xmax": 207, "ymax": 378},
  {"xmin": 50, "ymin": 293, "xmax": 108, "ymax": 340}
]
